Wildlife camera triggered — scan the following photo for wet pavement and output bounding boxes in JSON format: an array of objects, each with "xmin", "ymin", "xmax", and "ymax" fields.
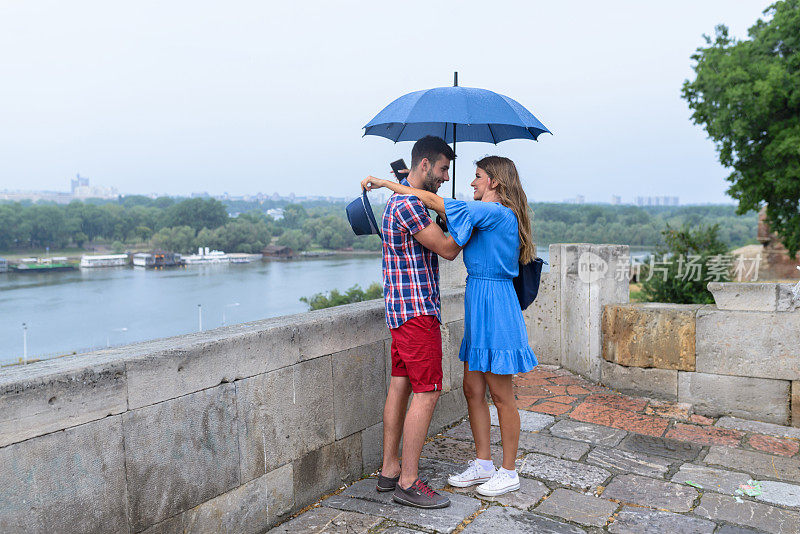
[{"xmin": 269, "ymin": 365, "xmax": 800, "ymax": 533}]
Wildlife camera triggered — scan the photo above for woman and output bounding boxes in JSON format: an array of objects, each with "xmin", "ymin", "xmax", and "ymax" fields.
[{"xmin": 362, "ymin": 155, "xmax": 537, "ymax": 497}]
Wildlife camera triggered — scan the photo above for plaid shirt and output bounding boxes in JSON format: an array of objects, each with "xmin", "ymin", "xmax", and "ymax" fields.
[{"xmin": 381, "ymin": 184, "xmax": 440, "ymax": 329}]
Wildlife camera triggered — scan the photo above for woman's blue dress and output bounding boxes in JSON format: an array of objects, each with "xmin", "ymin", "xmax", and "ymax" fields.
[{"xmin": 444, "ymin": 198, "xmax": 538, "ymax": 375}]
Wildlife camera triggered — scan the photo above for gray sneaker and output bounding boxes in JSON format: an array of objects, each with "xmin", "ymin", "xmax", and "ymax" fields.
[
  {"xmin": 376, "ymin": 471, "xmax": 400, "ymax": 492},
  {"xmin": 392, "ymin": 478, "xmax": 451, "ymax": 509}
]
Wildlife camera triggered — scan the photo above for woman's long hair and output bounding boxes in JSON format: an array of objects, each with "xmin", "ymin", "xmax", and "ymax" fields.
[{"xmin": 475, "ymin": 156, "xmax": 535, "ymax": 264}]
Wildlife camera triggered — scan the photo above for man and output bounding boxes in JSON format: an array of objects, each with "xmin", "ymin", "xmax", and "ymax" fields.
[{"xmin": 374, "ymin": 135, "xmax": 461, "ymax": 509}]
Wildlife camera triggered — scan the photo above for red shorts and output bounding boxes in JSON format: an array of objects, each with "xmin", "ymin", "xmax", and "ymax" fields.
[{"xmin": 390, "ymin": 315, "xmax": 443, "ymax": 393}]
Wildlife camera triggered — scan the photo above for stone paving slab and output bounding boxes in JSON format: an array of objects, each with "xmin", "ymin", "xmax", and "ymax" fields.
[
  {"xmin": 461, "ymin": 506, "xmax": 586, "ymax": 534},
  {"xmin": 549, "ymin": 419, "xmax": 627, "ymax": 447},
  {"xmin": 716, "ymin": 416, "xmax": 800, "ymax": 440},
  {"xmin": 756, "ymin": 480, "xmax": 800, "ymax": 509},
  {"xmin": 517, "ymin": 431, "xmax": 591, "ymax": 460},
  {"xmin": 445, "ymin": 421, "xmax": 502, "ymax": 444},
  {"xmin": 570, "ymin": 401, "xmax": 669, "ymax": 437},
  {"xmin": 518, "ymin": 452, "xmax": 611, "ymax": 490},
  {"xmin": 534, "ymin": 488, "xmax": 617, "ymax": 527},
  {"xmin": 602, "ymin": 474, "xmax": 698, "ymax": 512},
  {"xmin": 714, "ymin": 526, "xmax": 770, "ymax": 534},
  {"xmin": 586, "ymin": 446, "xmax": 673, "ymax": 478},
  {"xmin": 694, "ymin": 493, "xmax": 800, "ymax": 534},
  {"xmin": 618, "ymin": 433, "xmax": 702, "ymax": 461},
  {"xmin": 373, "ymin": 526, "xmax": 428, "ymax": 534},
  {"xmin": 704, "ymin": 446, "xmax": 800, "ymax": 483},
  {"xmin": 321, "ymin": 491, "xmax": 481, "ymax": 534},
  {"xmin": 421, "ymin": 437, "xmax": 504, "ymax": 466},
  {"xmin": 267, "ymin": 507, "xmax": 383, "ymax": 533},
  {"xmin": 671, "ymin": 464, "xmax": 751, "ymax": 495},
  {"xmin": 608, "ymin": 506, "xmax": 717, "ymax": 534},
  {"xmin": 488, "ymin": 405, "xmax": 555, "ymax": 431},
  {"xmin": 449, "ymin": 476, "xmax": 548, "ymax": 510}
]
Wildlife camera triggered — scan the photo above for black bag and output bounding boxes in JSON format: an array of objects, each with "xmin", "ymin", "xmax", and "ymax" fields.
[{"xmin": 513, "ymin": 257, "xmax": 547, "ymax": 310}]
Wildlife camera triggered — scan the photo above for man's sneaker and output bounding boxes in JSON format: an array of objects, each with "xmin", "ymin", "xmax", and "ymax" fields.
[
  {"xmin": 393, "ymin": 478, "xmax": 451, "ymax": 508},
  {"xmin": 475, "ymin": 469, "xmax": 521, "ymax": 496},
  {"xmin": 376, "ymin": 471, "xmax": 400, "ymax": 492},
  {"xmin": 447, "ymin": 459, "xmax": 495, "ymax": 488}
]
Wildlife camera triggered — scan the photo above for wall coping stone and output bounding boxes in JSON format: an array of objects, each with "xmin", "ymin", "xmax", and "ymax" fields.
[{"xmin": 708, "ymin": 281, "xmax": 799, "ymax": 312}]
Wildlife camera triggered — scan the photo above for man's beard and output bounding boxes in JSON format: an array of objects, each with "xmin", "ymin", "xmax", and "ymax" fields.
[{"xmin": 422, "ymin": 167, "xmax": 440, "ymax": 193}]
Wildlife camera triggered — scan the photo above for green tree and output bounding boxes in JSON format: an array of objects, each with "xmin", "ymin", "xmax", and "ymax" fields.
[
  {"xmin": 681, "ymin": 0, "xmax": 800, "ymax": 256},
  {"xmin": 162, "ymin": 198, "xmax": 229, "ymax": 232},
  {"xmin": 276, "ymin": 229, "xmax": 311, "ymax": 251},
  {"xmin": 300, "ymin": 283, "xmax": 383, "ymax": 310},
  {"xmin": 640, "ymin": 224, "xmax": 731, "ymax": 304},
  {"xmin": 151, "ymin": 226, "xmax": 197, "ymax": 253}
]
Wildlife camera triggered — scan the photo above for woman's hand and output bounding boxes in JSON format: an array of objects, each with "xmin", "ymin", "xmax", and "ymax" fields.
[{"xmin": 361, "ymin": 176, "xmax": 385, "ymax": 191}]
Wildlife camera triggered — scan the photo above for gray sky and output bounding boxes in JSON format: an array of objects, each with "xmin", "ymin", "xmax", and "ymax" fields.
[{"xmin": 0, "ymin": 0, "xmax": 774, "ymax": 203}]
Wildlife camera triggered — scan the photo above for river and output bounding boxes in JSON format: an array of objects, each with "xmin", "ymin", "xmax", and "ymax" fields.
[{"xmin": 0, "ymin": 246, "xmax": 652, "ymax": 366}]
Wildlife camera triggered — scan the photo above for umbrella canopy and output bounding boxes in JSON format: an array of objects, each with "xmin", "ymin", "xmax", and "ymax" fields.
[
  {"xmin": 363, "ymin": 86, "xmax": 550, "ymax": 144},
  {"xmin": 363, "ymin": 78, "xmax": 550, "ymax": 198}
]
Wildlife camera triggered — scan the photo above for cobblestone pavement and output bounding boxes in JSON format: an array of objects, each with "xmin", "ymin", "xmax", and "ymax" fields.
[{"xmin": 270, "ymin": 366, "xmax": 800, "ymax": 533}]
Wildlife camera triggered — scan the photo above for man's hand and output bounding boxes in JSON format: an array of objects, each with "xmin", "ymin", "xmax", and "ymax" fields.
[
  {"xmin": 413, "ymin": 222, "xmax": 461, "ymax": 261},
  {"xmin": 362, "ymin": 176, "xmax": 386, "ymax": 191}
]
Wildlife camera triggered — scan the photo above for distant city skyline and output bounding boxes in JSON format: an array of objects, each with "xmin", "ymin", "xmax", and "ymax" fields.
[{"xmin": 2, "ymin": 175, "xmax": 736, "ymax": 207}]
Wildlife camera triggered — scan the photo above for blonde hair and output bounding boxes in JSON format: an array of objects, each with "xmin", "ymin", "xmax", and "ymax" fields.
[{"xmin": 475, "ymin": 156, "xmax": 536, "ymax": 264}]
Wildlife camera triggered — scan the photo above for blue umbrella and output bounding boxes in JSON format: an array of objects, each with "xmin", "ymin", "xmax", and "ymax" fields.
[{"xmin": 363, "ymin": 73, "xmax": 551, "ymax": 197}]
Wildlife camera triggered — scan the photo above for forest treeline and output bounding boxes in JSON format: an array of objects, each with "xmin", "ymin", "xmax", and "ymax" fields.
[{"xmin": 0, "ymin": 196, "xmax": 757, "ymax": 254}]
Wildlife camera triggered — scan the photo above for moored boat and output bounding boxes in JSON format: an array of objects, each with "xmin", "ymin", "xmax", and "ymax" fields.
[
  {"xmin": 183, "ymin": 247, "xmax": 230, "ymax": 264},
  {"xmin": 12, "ymin": 257, "xmax": 77, "ymax": 273},
  {"xmin": 80, "ymin": 254, "xmax": 129, "ymax": 268},
  {"xmin": 132, "ymin": 251, "xmax": 184, "ymax": 268}
]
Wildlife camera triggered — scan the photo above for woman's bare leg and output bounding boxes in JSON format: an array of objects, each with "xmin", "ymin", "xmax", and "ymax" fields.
[
  {"xmin": 485, "ymin": 372, "xmax": 519, "ymax": 470},
  {"xmin": 462, "ymin": 362, "xmax": 492, "ymax": 461}
]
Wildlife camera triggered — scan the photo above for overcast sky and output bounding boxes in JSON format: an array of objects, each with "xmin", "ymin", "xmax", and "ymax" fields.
[{"xmin": 0, "ymin": 1, "xmax": 774, "ymax": 203}]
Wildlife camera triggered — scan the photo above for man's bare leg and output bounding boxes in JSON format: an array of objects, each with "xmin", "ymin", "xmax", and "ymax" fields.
[
  {"xmin": 381, "ymin": 376, "xmax": 412, "ymax": 477},
  {"xmin": 398, "ymin": 390, "xmax": 441, "ymax": 488}
]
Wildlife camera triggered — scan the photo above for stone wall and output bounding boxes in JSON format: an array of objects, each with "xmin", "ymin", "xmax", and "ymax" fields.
[
  {"xmin": 601, "ymin": 282, "xmax": 800, "ymax": 426},
  {"xmin": 0, "ymin": 243, "xmax": 632, "ymax": 533},
  {"xmin": 0, "ymin": 294, "xmax": 468, "ymax": 534}
]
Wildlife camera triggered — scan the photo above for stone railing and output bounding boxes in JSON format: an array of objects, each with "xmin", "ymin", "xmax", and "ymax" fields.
[
  {"xmin": 601, "ymin": 282, "xmax": 800, "ymax": 426},
  {"xmin": 0, "ymin": 243, "xmax": 631, "ymax": 533}
]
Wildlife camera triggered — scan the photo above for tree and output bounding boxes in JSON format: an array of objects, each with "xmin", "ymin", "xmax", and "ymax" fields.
[
  {"xmin": 151, "ymin": 226, "xmax": 197, "ymax": 253},
  {"xmin": 300, "ymin": 283, "xmax": 383, "ymax": 310},
  {"xmin": 681, "ymin": 0, "xmax": 800, "ymax": 256},
  {"xmin": 161, "ymin": 198, "xmax": 229, "ymax": 232},
  {"xmin": 276, "ymin": 229, "xmax": 311, "ymax": 251},
  {"xmin": 640, "ymin": 224, "xmax": 731, "ymax": 304}
]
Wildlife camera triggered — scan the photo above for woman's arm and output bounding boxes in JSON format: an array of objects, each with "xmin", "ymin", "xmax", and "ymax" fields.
[{"xmin": 361, "ymin": 176, "xmax": 446, "ymax": 218}]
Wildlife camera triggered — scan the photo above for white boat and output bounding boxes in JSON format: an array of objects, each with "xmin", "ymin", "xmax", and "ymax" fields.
[
  {"xmin": 0, "ymin": 258, "xmax": 7, "ymax": 273},
  {"xmin": 228, "ymin": 253, "xmax": 261, "ymax": 264},
  {"xmin": 80, "ymin": 254, "xmax": 129, "ymax": 268},
  {"xmin": 183, "ymin": 247, "xmax": 230, "ymax": 265}
]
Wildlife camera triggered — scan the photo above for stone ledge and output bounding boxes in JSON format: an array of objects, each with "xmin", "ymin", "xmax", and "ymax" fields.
[{"xmin": 708, "ymin": 281, "xmax": 799, "ymax": 312}]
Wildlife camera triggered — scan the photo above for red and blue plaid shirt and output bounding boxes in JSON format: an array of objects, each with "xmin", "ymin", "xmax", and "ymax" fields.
[{"xmin": 381, "ymin": 185, "xmax": 440, "ymax": 329}]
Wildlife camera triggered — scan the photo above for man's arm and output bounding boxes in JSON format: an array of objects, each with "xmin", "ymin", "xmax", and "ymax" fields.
[{"xmin": 412, "ymin": 222, "xmax": 462, "ymax": 261}]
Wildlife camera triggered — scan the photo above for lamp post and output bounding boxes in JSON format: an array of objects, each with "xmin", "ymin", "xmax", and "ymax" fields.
[
  {"xmin": 222, "ymin": 303, "xmax": 240, "ymax": 327},
  {"xmin": 22, "ymin": 323, "xmax": 27, "ymax": 364}
]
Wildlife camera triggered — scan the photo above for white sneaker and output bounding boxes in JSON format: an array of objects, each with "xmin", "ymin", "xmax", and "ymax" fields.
[
  {"xmin": 447, "ymin": 460, "xmax": 495, "ymax": 488},
  {"xmin": 475, "ymin": 470, "xmax": 521, "ymax": 496}
]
